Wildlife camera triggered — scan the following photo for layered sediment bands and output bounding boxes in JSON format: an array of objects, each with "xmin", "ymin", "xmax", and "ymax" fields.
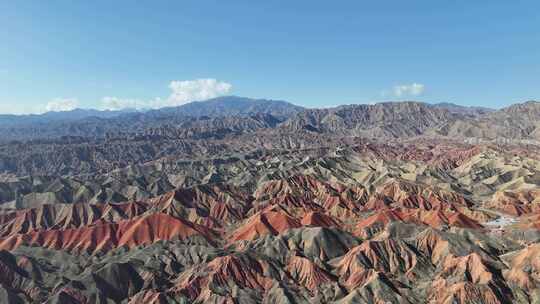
[
  {"xmin": 150, "ymin": 183, "xmax": 252, "ymax": 229},
  {"xmin": 0, "ymin": 138, "xmax": 540, "ymax": 303},
  {"xmin": 487, "ymin": 189, "xmax": 540, "ymax": 216},
  {"xmin": 335, "ymin": 238, "xmax": 431, "ymax": 287},
  {"xmin": 0, "ymin": 213, "xmax": 214, "ymax": 253},
  {"xmin": 429, "ymin": 252, "xmax": 515, "ymax": 304},
  {"xmin": 228, "ymin": 209, "xmax": 302, "ymax": 242},
  {"xmin": 503, "ymin": 243, "xmax": 540, "ymax": 290},
  {"xmin": 172, "ymin": 253, "xmax": 278, "ymax": 302},
  {"xmin": 353, "ymin": 207, "xmax": 483, "ymax": 239},
  {"xmin": 286, "ymin": 254, "xmax": 335, "ymax": 291},
  {"xmin": 0, "ymin": 201, "xmax": 148, "ymax": 237},
  {"xmin": 300, "ymin": 211, "xmax": 341, "ymax": 228}
]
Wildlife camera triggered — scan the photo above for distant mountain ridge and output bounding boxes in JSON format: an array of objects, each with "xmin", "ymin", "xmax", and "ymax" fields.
[
  {"xmin": 1, "ymin": 97, "xmax": 540, "ymax": 143},
  {"xmin": 281, "ymin": 101, "xmax": 455, "ymax": 137},
  {"xmin": 430, "ymin": 102, "xmax": 494, "ymax": 116},
  {"xmin": 0, "ymin": 96, "xmax": 303, "ymax": 125},
  {"xmin": 0, "ymin": 96, "xmax": 304, "ymax": 141},
  {"xmin": 154, "ymin": 96, "xmax": 305, "ymax": 120},
  {"xmin": 0, "ymin": 108, "xmax": 137, "ymax": 127}
]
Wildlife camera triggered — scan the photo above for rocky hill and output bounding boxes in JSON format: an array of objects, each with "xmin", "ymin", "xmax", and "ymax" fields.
[
  {"xmin": 431, "ymin": 102, "xmax": 494, "ymax": 116},
  {"xmin": 280, "ymin": 101, "xmax": 457, "ymax": 137}
]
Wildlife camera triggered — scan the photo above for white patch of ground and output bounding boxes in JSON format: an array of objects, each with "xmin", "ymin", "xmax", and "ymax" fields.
[{"xmin": 484, "ymin": 215, "xmax": 517, "ymax": 227}]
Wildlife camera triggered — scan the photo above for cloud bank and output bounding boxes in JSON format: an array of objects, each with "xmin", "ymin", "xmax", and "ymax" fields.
[
  {"xmin": 45, "ymin": 98, "xmax": 79, "ymax": 112},
  {"xmin": 100, "ymin": 78, "xmax": 232, "ymax": 110},
  {"xmin": 392, "ymin": 83, "xmax": 425, "ymax": 97},
  {"xmin": 101, "ymin": 97, "xmax": 145, "ymax": 111},
  {"xmin": 167, "ymin": 79, "xmax": 232, "ymax": 106}
]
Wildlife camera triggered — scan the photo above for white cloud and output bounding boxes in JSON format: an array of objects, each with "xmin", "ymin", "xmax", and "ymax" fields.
[
  {"xmin": 6, "ymin": 78, "xmax": 233, "ymax": 114},
  {"xmin": 392, "ymin": 83, "xmax": 425, "ymax": 97},
  {"xmin": 45, "ymin": 98, "xmax": 79, "ymax": 112},
  {"xmin": 101, "ymin": 97, "xmax": 145, "ymax": 111},
  {"xmin": 101, "ymin": 78, "xmax": 233, "ymax": 110},
  {"xmin": 166, "ymin": 78, "xmax": 232, "ymax": 106}
]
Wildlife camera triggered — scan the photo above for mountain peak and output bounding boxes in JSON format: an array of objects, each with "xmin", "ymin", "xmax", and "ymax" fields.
[{"xmin": 160, "ymin": 96, "xmax": 304, "ymax": 120}]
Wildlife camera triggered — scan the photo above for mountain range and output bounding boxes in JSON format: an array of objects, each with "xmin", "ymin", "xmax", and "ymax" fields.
[{"xmin": 1, "ymin": 97, "xmax": 539, "ymax": 143}]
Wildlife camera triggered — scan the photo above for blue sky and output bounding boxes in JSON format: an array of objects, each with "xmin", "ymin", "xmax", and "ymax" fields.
[{"xmin": 1, "ymin": 1, "xmax": 539, "ymax": 113}]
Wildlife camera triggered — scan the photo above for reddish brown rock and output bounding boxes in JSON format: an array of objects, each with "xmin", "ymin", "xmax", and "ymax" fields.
[
  {"xmin": 286, "ymin": 254, "xmax": 335, "ymax": 291},
  {"xmin": 487, "ymin": 190, "xmax": 540, "ymax": 216},
  {"xmin": 0, "ymin": 213, "xmax": 214, "ymax": 253},
  {"xmin": 229, "ymin": 209, "xmax": 302, "ymax": 242},
  {"xmin": 300, "ymin": 211, "xmax": 340, "ymax": 228}
]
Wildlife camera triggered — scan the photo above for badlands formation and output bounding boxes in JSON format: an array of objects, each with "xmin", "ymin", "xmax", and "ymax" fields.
[{"xmin": 0, "ymin": 97, "xmax": 539, "ymax": 303}]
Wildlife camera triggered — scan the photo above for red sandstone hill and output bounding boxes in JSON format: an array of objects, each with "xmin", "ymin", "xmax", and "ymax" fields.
[
  {"xmin": 150, "ymin": 184, "xmax": 252, "ymax": 229},
  {"xmin": 405, "ymin": 208, "xmax": 484, "ymax": 229},
  {"xmin": 286, "ymin": 254, "xmax": 335, "ymax": 291},
  {"xmin": 0, "ymin": 213, "xmax": 214, "ymax": 253},
  {"xmin": 172, "ymin": 253, "xmax": 277, "ymax": 302},
  {"xmin": 429, "ymin": 253, "xmax": 514, "ymax": 304},
  {"xmin": 373, "ymin": 180, "xmax": 473, "ymax": 210},
  {"xmin": 486, "ymin": 189, "xmax": 540, "ymax": 216},
  {"xmin": 228, "ymin": 209, "xmax": 302, "ymax": 242},
  {"xmin": 335, "ymin": 238, "xmax": 426, "ymax": 288},
  {"xmin": 354, "ymin": 207, "xmax": 483, "ymax": 238},
  {"xmin": 0, "ymin": 201, "xmax": 148, "ymax": 237},
  {"xmin": 503, "ymin": 243, "xmax": 540, "ymax": 290},
  {"xmin": 300, "ymin": 211, "xmax": 341, "ymax": 228},
  {"xmin": 0, "ymin": 138, "xmax": 540, "ymax": 303}
]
